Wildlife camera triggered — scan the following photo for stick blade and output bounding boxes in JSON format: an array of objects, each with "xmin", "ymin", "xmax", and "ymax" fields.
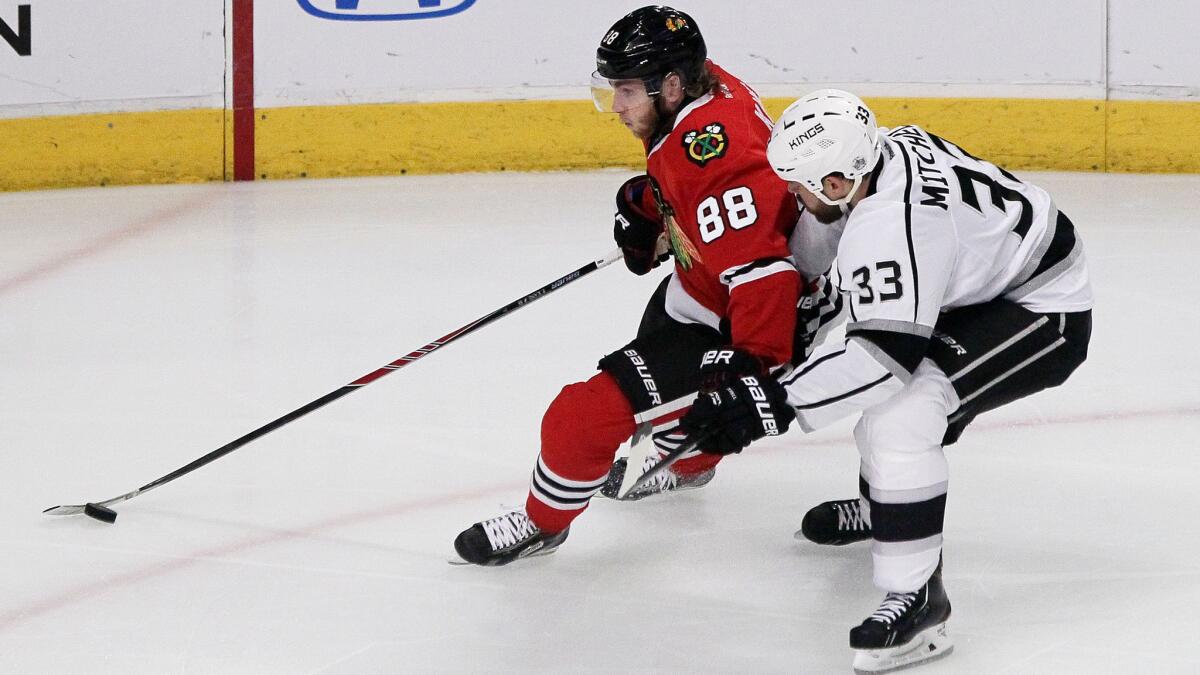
[
  {"xmin": 622, "ymin": 460, "xmax": 672, "ymax": 498},
  {"xmin": 43, "ymin": 504, "xmax": 87, "ymax": 516},
  {"xmin": 622, "ymin": 434, "xmax": 705, "ymax": 497},
  {"xmin": 616, "ymin": 422, "xmax": 655, "ymax": 500}
]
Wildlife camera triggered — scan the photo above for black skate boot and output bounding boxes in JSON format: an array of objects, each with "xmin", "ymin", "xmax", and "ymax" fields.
[
  {"xmin": 453, "ymin": 509, "xmax": 568, "ymax": 566},
  {"xmin": 849, "ymin": 562, "xmax": 953, "ymax": 674},
  {"xmin": 598, "ymin": 454, "xmax": 715, "ymax": 501},
  {"xmin": 797, "ymin": 498, "xmax": 873, "ymax": 545}
]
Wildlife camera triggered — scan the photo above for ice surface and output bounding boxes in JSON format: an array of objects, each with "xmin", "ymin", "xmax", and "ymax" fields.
[{"xmin": 2, "ymin": 170, "xmax": 1197, "ymax": 673}]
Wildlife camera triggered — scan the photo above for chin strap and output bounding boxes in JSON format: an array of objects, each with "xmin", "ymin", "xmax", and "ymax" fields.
[
  {"xmin": 812, "ymin": 173, "xmax": 865, "ymax": 213},
  {"xmin": 810, "ymin": 144, "xmax": 884, "ymax": 213}
]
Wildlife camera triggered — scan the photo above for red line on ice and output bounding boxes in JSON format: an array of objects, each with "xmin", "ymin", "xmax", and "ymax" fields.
[
  {"xmin": 2, "ymin": 403, "xmax": 1196, "ymax": 631},
  {"xmin": 0, "ymin": 194, "xmax": 212, "ymax": 296},
  {"xmin": 0, "ymin": 482, "xmax": 523, "ymax": 633}
]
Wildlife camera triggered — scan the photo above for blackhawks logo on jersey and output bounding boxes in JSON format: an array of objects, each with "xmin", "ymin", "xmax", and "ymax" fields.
[{"xmin": 683, "ymin": 123, "xmax": 728, "ymax": 167}]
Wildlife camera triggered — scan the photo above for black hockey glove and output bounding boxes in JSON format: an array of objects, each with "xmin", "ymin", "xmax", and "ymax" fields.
[
  {"xmin": 698, "ymin": 347, "xmax": 769, "ymax": 393},
  {"xmin": 614, "ymin": 174, "xmax": 668, "ymax": 275},
  {"xmin": 680, "ymin": 375, "xmax": 795, "ymax": 455}
]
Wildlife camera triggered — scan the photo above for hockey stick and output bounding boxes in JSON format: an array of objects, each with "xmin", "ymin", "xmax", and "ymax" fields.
[
  {"xmin": 45, "ymin": 248, "xmax": 624, "ymax": 523},
  {"xmin": 618, "ymin": 429, "xmax": 712, "ymax": 498},
  {"xmin": 615, "ymin": 421, "xmax": 656, "ymax": 499},
  {"xmin": 618, "ymin": 370, "xmax": 791, "ymax": 498}
]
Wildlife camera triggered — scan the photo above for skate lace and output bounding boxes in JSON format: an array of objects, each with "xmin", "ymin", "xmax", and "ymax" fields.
[
  {"xmin": 638, "ymin": 448, "xmax": 680, "ymax": 492},
  {"xmin": 868, "ymin": 592, "xmax": 918, "ymax": 625},
  {"xmin": 835, "ymin": 500, "xmax": 870, "ymax": 532},
  {"xmin": 481, "ymin": 510, "xmax": 539, "ymax": 551}
]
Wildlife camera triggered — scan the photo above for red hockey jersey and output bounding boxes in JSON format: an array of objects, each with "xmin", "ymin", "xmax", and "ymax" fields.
[{"xmin": 647, "ymin": 62, "xmax": 800, "ymax": 365}]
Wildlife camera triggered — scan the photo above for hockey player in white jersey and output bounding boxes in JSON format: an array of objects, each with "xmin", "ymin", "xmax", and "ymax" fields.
[{"xmin": 674, "ymin": 90, "xmax": 1093, "ymax": 673}]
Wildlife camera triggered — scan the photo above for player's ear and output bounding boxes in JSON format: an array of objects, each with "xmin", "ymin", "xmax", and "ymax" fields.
[
  {"xmin": 821, "ymin": 174, "xmax": 843, "ymax": 197},
  {"xmin": 823, "ymin": 173, "xmax": 854, "ymax": 199},
  {"xmin": 662, "ymin": 72, "xmax": 685, "ymax": 106}
]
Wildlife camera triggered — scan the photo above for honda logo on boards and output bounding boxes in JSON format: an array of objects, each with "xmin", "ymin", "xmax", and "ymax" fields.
[
  {"xmin": 297, "ymin": 0, "xmax": 476, "ymax": 21},
  {"xmin": 2, "ymin": 4, "xmax": 31, "ymax": 56}
]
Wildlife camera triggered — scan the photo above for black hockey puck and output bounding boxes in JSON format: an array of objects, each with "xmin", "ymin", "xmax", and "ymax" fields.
[{"xmin": 84, "ymin": 503, "xmax": 118, "ymax": 524}]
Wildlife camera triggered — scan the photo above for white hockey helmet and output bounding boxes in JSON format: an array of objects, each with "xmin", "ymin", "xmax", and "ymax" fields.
[{"xmin": 767, "ymin": 89, "xmax": 881, "ymax": 209}]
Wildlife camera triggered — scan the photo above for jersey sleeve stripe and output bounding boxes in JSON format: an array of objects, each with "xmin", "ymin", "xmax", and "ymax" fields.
[
  {"xmin": 1007, "ymin": 209, "xmax": 1083, "ymax": 300},
  {"xmin": 753, "ymin": 106, "xmax": 774, "ymax": 131},
  {"xmin": 1016, "ymin": 238, "xmax": 1084, "ymax": 299},
  {"xmin": 719, "ymin": 257, "xmax": 797, "ymax": 291},
  {"xmin": 848, "ymin": 333, "xmax": 928, "ymax": 383},
  {"xmin": 1009, "ymin": 204, "xmax": 1060, "ymax": 287},
  {"xmin": 781, "ymin": 347, "xmax": 848, "ymax": 386},
  {"xmin": 793, "ymin": 373, "xmax": 893, "ymax": 411}
]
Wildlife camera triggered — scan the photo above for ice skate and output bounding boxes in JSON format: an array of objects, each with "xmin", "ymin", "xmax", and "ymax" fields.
[
  {"xmin": 796, "ymin": 498, "xmax": 873, "ymax": 545},
  {"xmin": 850, "ymin": 562, "xmax": 953, "ymax": 674},
  {"xmin": 453, "ymin": 508, "xmax": 569, "ymax": 566},
  {"xmin": 598, "ymin": 452, "xmax": 715, "ymax": 501}
]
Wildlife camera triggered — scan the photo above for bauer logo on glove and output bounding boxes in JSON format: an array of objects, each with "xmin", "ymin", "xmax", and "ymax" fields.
[
  {"xmin": 681, "ymin": 374, "xmax": 795, "ymax": 455},
  {"xmin": 742, "ymin": 375, "xmax": 781, "ymax": 436},
  {"xmin": 698, "ymin": 347, "xmax": 768, "ymax": 393}
]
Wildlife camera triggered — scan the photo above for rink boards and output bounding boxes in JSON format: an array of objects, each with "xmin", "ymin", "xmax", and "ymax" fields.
[{"xmin": 2, "ymin": 96, "xmax": 1198, "ymax": 193}]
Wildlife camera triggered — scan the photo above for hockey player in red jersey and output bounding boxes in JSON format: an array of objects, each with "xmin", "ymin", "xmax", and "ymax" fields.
[{"xmin": 453, "ymin": 6, "xmax": 826, "ymax": 566}]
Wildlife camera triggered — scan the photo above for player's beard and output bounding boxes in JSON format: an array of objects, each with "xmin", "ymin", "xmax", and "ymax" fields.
[
  {"xmin": 805, "ymin": 199, "xmax": 845, "ymax": 224},
  {"xmin": 620, "ymin": 101, "xmax": 661, "ymax": 141}
]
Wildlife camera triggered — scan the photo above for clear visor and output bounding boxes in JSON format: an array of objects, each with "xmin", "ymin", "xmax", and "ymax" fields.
[{"xmin": 590, "ymin": 72, "xmax": 655, "ymax": 113}]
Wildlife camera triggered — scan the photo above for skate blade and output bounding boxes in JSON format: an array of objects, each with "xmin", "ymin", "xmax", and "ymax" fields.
[
  {"xmin": 446, "ymin": 545, "xmax": 562, "ymax": 566},
  {"xmin": 852, "ymin": 622, "xmax": 952, "ymax": 674},
  {"xmin": 611, "ymin": 479, "xmax": 707, "ymax": 502}
]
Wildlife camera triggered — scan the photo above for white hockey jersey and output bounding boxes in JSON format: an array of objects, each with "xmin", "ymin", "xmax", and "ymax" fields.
[{"xmin": 785, "ymin": 124, "xmax": 1093, "ymax": 431}]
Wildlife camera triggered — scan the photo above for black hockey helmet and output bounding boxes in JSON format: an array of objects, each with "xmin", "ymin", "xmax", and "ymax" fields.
[{"xmin": 595, "ymin": 5, "xmax": 707, "ymax": 92}]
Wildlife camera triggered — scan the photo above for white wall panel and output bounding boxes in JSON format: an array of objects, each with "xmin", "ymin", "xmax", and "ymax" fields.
[
  {"xmin": 2, "ymin": 0, "xmax": 1197, "ymax": 121},
  {"xmin": 255, "ymin": 1, "xmax": 616, "ymax": 105},
  {"xmin": 257, "ymin": 0, "xmax": 1107, "ymax": 106},
  {"xmin": 0, "ymin": 1, "xmax": 224, "ymax": 117},
  {"xmin": 1109, "ymin": 0, "xmax": 1200, "ymax": 98}
]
